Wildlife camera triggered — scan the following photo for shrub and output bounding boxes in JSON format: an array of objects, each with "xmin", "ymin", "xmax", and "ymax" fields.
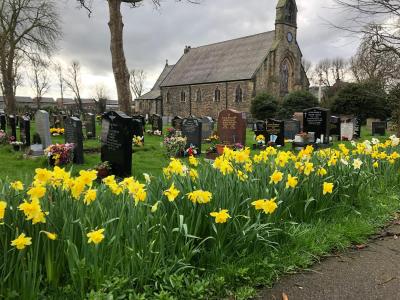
[
  {"xmin": 280, "ymin": 90, "xmax": 318, "ymax": 119},
  {"xmin": 331, "ymin": 81, "xmax": 389, "ymax": 122},
  {"xmin": 250, "ymin": 93, "xmax": 279, "ymax": 120}
]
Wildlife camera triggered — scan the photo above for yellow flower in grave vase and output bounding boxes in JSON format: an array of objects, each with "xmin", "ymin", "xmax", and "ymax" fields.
[
  {"xmin": 10, "ymin": 181, "xmax": 24, "ymax": 191},
  {"xmin": 0, "ymin": 201, "xmax": 7, "ymax": 220},
  {"xmin": 323, "ymin": 182, "xmax": 334, "ymax": 195},
  {"xmin": 163, "ymin": 183, "xmax": 180, "ymax": 202},
  {"xmin": 286, "ymin": 174, "xmax": 298, "ymax": 189},
  {"xmin": 189, "ymin": 155, "xmax": 199, "ymax": 167},
  {"xmin": 270, "ymin": 170, "xmax": 283, "ymax": 184},
  {"xmin": 87, "ymin": 228, "xmax": 105, "ymax": 245},
  {"xmin": 210, "ymin": 209, "xmax": 231, "ymax": 224},
  {"xmin": 11, "ymin": 233, "xmax": 32, "ymax": 250}
]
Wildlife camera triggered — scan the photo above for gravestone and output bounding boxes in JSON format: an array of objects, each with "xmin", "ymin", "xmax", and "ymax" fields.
[
  {"xmin": 284, "ymin": 119, "xmax": 300, "ymax": 140},
  {"xmin": 0, "ymin": 112, "xmax": 6, "ymax": 131},
  {"xmin": 172, "ymin": 116, "xmax": 184, "ymax": 131},
  {"xmin": 15, "ymin": 116, "xmax": 19, "ymax": 128},
  {"xmin": 340, "ymin": 118, "xmax": 355, "ymax": 141},
  {"xmin": 329, "ymin": 116, "xmax": 341, "ymax": 140},
  {"xmin": 85, "ymin": 113, "xmax": 96, "ymax": 139},
  {"xmin": 8, "ymin": 115, "xmax": 17, "ymax": 139},
  {"xmin": 293, "ymin": 112, "xmax": 304, "ymax": 132},
  {"xmin": 266, "ymin": 119, "xmax": 285, "ymax": 146},
  {"xmin": 133, "ymin": 115, "xmax": 146, "ymax": 127},
  {"xmin": 303, "ymin": 107, "xmax": 330, "ymax": 144},
  {"xmin": 101, "ymin": 111, "xmax": 134, "ymax": 177},
  {"xmin": 35, "ymin": 110, "xmax": 52, "ymax": 149},
  {"xmin": 65, "ymin": 117, "xmax": 84, "ymax": 164},
  {"xmin": 151, "ymin": 114, "xmax": 163, "ymax": 133},
  {"xmin": 253, "ymin": 120, "xmax": 267, "ymax": 138},
  {"xmin": 367, "ymin": 118, "xmax": 380, "ymax": 132},
  {"xmin": 132, "ymin": 117, "xmax": 144, "ymax": 142},
  {"xmin": 201, "ymin": 116, "xmax": 214, "ymax": 141},
  {"xmin": 54, "ymin": 115, "xmax": 62, "ymax": 128},
  {"xmin": 217, "ymin": 109, "xmax": 247, "ymax": 145},
  {"xmin": 353, "ymin": 117, "xmax": 361, "ymax": 139},
  {"xmin": 182, "ymin": 117, "xmax": 202, "ymax": 153},
  {"xmin": 20, "ymin": 115, "xmax": 31, "ymax": 146},
  {"xmin": 372, "ymin": 121, "xmax": 386, "ymax": 136}
]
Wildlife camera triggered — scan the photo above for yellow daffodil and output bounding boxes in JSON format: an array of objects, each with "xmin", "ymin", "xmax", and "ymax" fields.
[
  {"xmin": 78, "ymin": 170, "xmax": 98, "ymax": 186},
  {"xmin": 303, "ymin": 162, "xmax": 314, "ymax": 176},
  {"xmin": 270, "ymin": 170, "xmax": 283, "ymax": 184},
  {"xmin": 18, "ymin": 199, "xmax": 46, "ymax": 224},
  {"xmin": 210, "ymin": 209, "xmax": 231, "ymax": 224},
  {"xmin": 187, "ymin": 190, "xmax": 212, "ymax": 204},
  {"xmin": 237, "ymin": 170, "xmax": 248, "ymax": 181},
  {"xmin": 251, "ymin": 198, "xmax": 278, "ymax": 214},
  {"xmin": 10, "ymin": 181, "xmax": 24, "ymax": 191},
  {"xmin": 27, "ymin": 185, "xmax": 46, "ymax": 200},
  {"xmin": 34, "ymin": 168, "xmax": 52, "ymax": 185},
  {"xmin": 143, "ymin": 173, "xmax": 151, "ymax": 184},
  {"xmin": 189, "ymin": 169, "xmax": 199, "ymax": 181},
  {"xmin": 353, "ymin": 158, "xmax": 363, "ymax": 170},
  {"xmin": 42, "ymin": 231, "xmax": 57, "ymax": 241},
  {"xmin": 373, "ymin": 161, "xmax": 379, "ymax": 168},
  {"xmin": 317, "ymin": 167, "xmax": 327, "ymax": 176},
  {"xmin": 151, "ymin": 202, "xmax": 160, "ymax": 213},
  {"xmin": 87, "ymin": 228, "xmax": 105, "ymax": 245},
  {"xmin": 71, "ymin": 179, "xmax": 86, "ymax": 200},
  {"xmin": 286, "ymin": 174, "xmax": 298, "ymax": 189},
  {"xmin": 189, "ymin": 155, "xmax": 198, "ymax": 167},
  {"xmin": 164, "ymin": 183, "xmax": 180, "ymax": 202},
  {"xmin": 323, "ymin": 182, "xmax": 334, "ymax": 195},
  {"xmin": 11, "ymin": 233, "xmax": 32, "ymax": 250},
  {"xmin": 84, "ymin": 189, "xmax": 97, "ymax": 205},
  {"xmin": 0, "ymin": 201, "xmax": 7, "ymax": 220}
]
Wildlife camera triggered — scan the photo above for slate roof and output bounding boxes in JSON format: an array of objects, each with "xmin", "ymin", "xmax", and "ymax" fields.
[
  {"xmin": 137, "ymin": 64, "xmax": 174, "ymax": 100},
  {"xmin": 160, "ymin": 31, "xmax": 275, "ymax": 87},
  {"xmin": 0, "ymin": 96, "xmax": 33, "ymax": 103}
]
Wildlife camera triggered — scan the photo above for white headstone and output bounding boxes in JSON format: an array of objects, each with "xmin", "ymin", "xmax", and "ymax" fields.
[
  {"xmin": 35, "ymin": 110, "xmax": 52, "ymax": 149},
  {"xmin": 341, "ymin": 121, "xmax": 354, "ymax": 141}
]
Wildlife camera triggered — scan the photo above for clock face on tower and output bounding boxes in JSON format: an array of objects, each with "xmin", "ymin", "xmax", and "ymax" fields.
[{"xmin": 287, "ymin": 32, "xmax": 293, "ymax": 43}]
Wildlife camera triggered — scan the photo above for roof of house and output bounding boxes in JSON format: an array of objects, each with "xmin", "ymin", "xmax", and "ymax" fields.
[
  {"xmin": 106, "ymin": 100, "xmax": 118, "ymax": 105},
  {"xmin": 0, "ymin": 96, "xmax": 34, "ymax": 103},
  {"xmin": 137, "ymin": 64, "xmax": 175, "ymax": 100},
  {"xmin": 33, "ymin": 97, "xmax": 55, "ymax": 104},
  {"xmin": 160, "ymin": 31, "xmax": 275, "ymax": 87}
]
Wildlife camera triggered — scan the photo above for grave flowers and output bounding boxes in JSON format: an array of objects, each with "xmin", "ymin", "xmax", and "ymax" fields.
[
  {"xmin": 133, "ymin": 135, "xmax": 144, "ymax": 147},
  {"xmin": 10, "ymin": 140, "xmax": 23, "ymax": 151},
  {"xmin": 45, "ymin": 143, "xmax": 74, "ymax": 166},
  {"xmin": 205, "ymin": 134, "xmax": 220, "ymax": 159},
  {"xmin": 0, "ymin": 130, "xmax": 7, "ymax": 144},
  {"xmin": 95, "ymin": 161, "xmax": 112, "ymax": 180},
  {"xmin": 50, "ymin": 128, "xmax": 65, "ymax": 136},
  {"xmin": 163, "ymin": 130, "xmax": 187, "ymax": 158},
  {"xmin": 253, "ymin": 134, "xmax": 266, "ymax": 150}
]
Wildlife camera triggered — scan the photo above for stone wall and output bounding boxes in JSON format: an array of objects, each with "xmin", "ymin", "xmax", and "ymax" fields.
[
  {"xmin": 162, "ymin": 80, "xmax": 254, "ymax": 119},
  {"xmin": 135, "ymin": 99, "xmax": 161, "ymax": 116}
]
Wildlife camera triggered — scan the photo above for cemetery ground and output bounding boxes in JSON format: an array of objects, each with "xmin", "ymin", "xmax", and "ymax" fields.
[{"xmin": 1, "ymin": 123, "xmax": 400, "ymax": 299}]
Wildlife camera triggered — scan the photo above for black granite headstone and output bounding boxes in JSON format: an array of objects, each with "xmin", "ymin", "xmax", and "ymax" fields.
[
  {"xmin": 101, "ymin": 111, "xmax": 133, "ymax": 177},
  {"xmin": 329, "ymin": 116, "xmax": 341, "ymax": 138},
  {"xmin": 172, "ymin": 116, "xmax": 184, "ymax": 131},
  {"xmin": 133, "ymin": 115, "xmax": 146, "ymax": 127},
  {"xmin": 372, "ymin": 121, "xmax": 386, "ymax": 136},
  {"xmin": 85, "ymin": 113, "xmax": 96, "ymax": 139},
  {"xmin": 303, "ymin": 107, "xmax": 330, "ymax": 144},
  {"xmin": 182, "ymin": 117, "xmax": 202, "ymax": 153},
  {"xmin": 65, "ymin": 117, "xmax": 84, "ymax": 164},
  {"xmin": 8, "ymin": 115, "xmax": 17, "ymax": 139},
  {"xmin": 253, "ymin": 120, "xmax": 267, "ymax": 138},
  {"xmin": 354, "ymin": 117, "xmax": 361, "ymax": 139},
  {"xmin": 266, "ymin": 119, "xmax": 285, "ymax": 146},
  {"xmin": 132, "ymin": 118, "xmax": 144, "ymax": 142},
  {"xmin": 0, "ymin": 113, "xmax": 6, "ymax": 131},
  {"xmin": 151, "ymin": 114, "xmax": 163, "ymax": 133},
  {"xmin": 20, "ymin": 116, "xmax": 31, "ymax": 146},
  {"xmin": 284, "ymin": 119, "xmax": 300, "ymax": 140}
]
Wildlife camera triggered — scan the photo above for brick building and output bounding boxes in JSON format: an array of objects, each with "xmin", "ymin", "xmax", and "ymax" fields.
[{"xmin": 157, "ymin": 0, "xmax": 309, "ymax": 119}]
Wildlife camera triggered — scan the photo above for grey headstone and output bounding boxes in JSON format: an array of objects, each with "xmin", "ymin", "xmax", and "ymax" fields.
[
  {"xmin": 85, "ymin": 113, "xmax": 96, "ymax": 139},
  {"xmin": 65, "ymin": 117, "xmax": 84, "ymax": 164},
  {"xmin": 201, "ymin": 116, "xmax": 214, "ymax": 140},
  {"xmin": 284, "ymin": 119, "xmax": 300, "ymax": 140},
  {"xmin": 35, "ymin": 110, "xmax": 52, "ymax": 149}
]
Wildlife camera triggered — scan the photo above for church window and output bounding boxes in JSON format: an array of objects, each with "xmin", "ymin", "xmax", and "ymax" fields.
[
  {"xmin": 180, "ymin": 90, "xmax": 186, "ymax": 103},
  {"xmin": 285, "ymin": 0, "xmax": 296, "ymax": 24},
  {"xmin": 166, "ymin": 92, "xmax": 170, "ymax": 103},
  {"xmin": 196, "ymin": 89, "xmax": 202, "ymax": 102},
  {"xmin": 214, "ymin": 87, "xmax": 221, "ymax": 102},
  {"xmin": 280, "ymin": 59, "xmax": 290, "ymax": 96},
  {"xmin": 235, "ymin": 85, "xmax": 243, "ymax": 103}
]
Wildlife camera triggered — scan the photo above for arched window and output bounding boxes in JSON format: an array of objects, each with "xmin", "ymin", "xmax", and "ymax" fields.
[
  {"xmin": 280, "ymin": 59, "xmax": 291, "ymax": 96},
  {"xmin": 166, "ymin": 92, "xmax": 170, "ymax": 103},
  {"xmin": 180, "ymin": 90, "xmax": 186, "ymax": 103},
  {"xmin": 214, "ymin": 87, "xmax": 221, "ymax": 102},
  {"xmin": 285, "ymin": 0, "xmax": 296, "ymax": 24},
  {"xmin": 196, "ymin": 89, "xmax": 202, "ymax": 102},
  {"xmin": 235, "ymin": 85, "xmax": 243, "ymax": 103}
]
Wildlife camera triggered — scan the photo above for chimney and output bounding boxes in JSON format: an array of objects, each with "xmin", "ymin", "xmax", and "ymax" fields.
[
  {"xmin": 184, "ymin": 45, "xmax": 191, "ymax": 54},
  {"xmin": 165, "ymin": 59, "xmax": 169, "ymax": 66}
]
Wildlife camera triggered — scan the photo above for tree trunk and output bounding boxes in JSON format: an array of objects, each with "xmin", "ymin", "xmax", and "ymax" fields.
[{"xmin": 108, "ymin": 0, "xmax": 132, "ymax": 115}]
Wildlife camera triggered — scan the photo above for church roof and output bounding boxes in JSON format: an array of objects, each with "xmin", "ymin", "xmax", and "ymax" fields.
[
  {"xmin": 160, "ymin": 31, "xmax": 275, "ymax": 87},
  {"xmin": 137, "ymin": 64, "xmax": 175, "ymax": 100}
]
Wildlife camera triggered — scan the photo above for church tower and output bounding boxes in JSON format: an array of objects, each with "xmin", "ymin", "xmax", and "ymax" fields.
[{"xmin": 275, "ymin": 0, "xmax": 297, "ymax": 44}]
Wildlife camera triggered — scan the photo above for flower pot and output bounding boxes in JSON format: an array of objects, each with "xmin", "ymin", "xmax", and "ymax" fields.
[
  {"xmin": 205, "ymin": 152, "xmax": 219, "ymax": 160},
  {"xmin": 216, "ymin": 144, "xmax": 233, "ymax": 155}
]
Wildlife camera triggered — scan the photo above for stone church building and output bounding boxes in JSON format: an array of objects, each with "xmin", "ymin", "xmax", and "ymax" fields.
[{"xmin": 138, "ymin": 0, "xmax": 309, "ymax": 119}]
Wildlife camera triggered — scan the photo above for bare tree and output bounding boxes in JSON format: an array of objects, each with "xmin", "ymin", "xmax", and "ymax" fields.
[
  {"xmin": 76, "ymin": 0, "xmax": 199, "ymax": 115},
  {"xmin": 349, "ymin": 35, "xmax": 400, "ymax": 87},
  {"xmin": 95, "ymin": 84, "xmax": 109, "ymax": 114},
  {"xmin": 54, "ymin": 62, "xmax": 65, "ymax": 104},
  {"xmin": 29, "ymin": 58, "xmax": 50, "ymax": 108},
  {"xmin": 64, "ymin": 61, "xmax": 84, "ymax": 113},
  {"xmin": 334, "ymin": 0, "xmax": 400, "ymax": 58},
  {"xmin": 331, "ymin": 57, "xmax": 348, "ymax": 81},
  {"xmin": 314, "ymin": 58, "xmax": 333, "ymax": 87},
  {"xmin": 0, "ymin": 0, "xmax": 61, "ymax": 114},
  {"xmin": 130, "ymin": 69, "xmax": 146, "ymax": 99},
  {"xmin": 301, "ymin": 58, "xmax": 313, "ymax": 80}
]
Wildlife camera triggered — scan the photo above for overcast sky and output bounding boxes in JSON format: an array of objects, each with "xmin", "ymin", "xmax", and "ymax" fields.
[{"xmin": 19, "ymin": 0, "xmax": 361, "ymax": 99}]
